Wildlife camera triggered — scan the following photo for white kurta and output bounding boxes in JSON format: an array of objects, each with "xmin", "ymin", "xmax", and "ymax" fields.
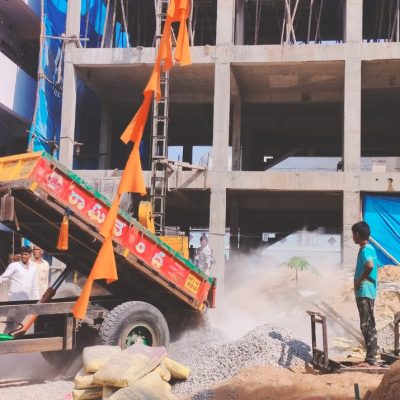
[
  {"xmin": 31, "ymin": 258, "xmax": 50, "ymax": 297},
  {"xmin": 196, "ymin": 245, "xmax": 212, "ymax": 275},
  {"xmin": 0, "ymin": 261, "xmax": 39, "ymax": 301}
]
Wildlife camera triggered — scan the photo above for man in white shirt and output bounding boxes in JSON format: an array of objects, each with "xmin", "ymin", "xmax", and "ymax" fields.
[
  {"xmin": 195, "ymin": 235, "xmax": 213, "ymax": 276},
  {"xmin": 0, "ymin": 246, "xmax": 39, "ymax": 300},
  {"xmin": 31, "ymin": 245, "xmax": 50, "ymax": 298}
]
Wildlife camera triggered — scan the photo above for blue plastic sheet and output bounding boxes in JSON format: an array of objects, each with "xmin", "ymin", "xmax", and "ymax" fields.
[
  {"xmin": 363, "ymin": 194, "xmax": 400, "ymax": 266},
  {"xmin": 28, "ymin": 0, "xmax": 128, "ymax": 158}
]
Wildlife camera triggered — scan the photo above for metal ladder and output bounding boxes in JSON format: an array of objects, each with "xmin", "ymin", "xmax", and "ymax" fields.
[{"xmin": 150, "ymin": 0, "xmax": 170, "ymax": 235}]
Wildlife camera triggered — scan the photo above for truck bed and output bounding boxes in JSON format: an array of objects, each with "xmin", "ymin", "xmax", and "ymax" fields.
[{"xmin": 0, "ymin": 152, "xmax": 214, "ymax": 313}]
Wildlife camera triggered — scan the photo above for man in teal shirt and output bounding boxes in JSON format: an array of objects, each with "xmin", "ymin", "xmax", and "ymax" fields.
[{"xmin": 352, "ymin": 221, "xmax": 379, "ymax": 366}]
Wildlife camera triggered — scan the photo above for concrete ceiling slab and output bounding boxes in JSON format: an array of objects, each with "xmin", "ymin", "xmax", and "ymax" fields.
[
  {"xmin": 232, "ymin": 61, "xmax": 344, "ymax": 103},
  {"xmin": 77, "ymin": 64, "xmax": 215, "ymax": 104},
  {"xmin": 0, "ymin": 0, "xmax": 40, "ymax": 40}
]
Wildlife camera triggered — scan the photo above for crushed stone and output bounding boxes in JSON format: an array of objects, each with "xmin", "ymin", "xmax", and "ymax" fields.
[{"xmin": 169, "ymin": 321, "xmax": 312, "ymax": 398}]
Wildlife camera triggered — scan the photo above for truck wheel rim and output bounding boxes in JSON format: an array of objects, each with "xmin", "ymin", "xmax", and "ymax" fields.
[{"xmin": 124, "ymin": 323, "xmax": 155, "ymax": 347}]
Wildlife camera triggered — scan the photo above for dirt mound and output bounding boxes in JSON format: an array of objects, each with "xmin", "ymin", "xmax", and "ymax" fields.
[
  {"xmin": 379, "ymin": 266, "xmax": 400, "ymax": 282},
  {"xmin": 186, "ymin": 365, "xmax": 382, "ymax": 400},
  {"xmin": 366, "ymin": 360, "xmax": 400, "ymax": 400}
]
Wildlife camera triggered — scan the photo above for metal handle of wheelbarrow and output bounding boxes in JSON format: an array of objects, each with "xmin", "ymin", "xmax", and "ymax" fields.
[{"xmin": 10, "ymin": 264, "xmax": 74, "ymax": 337}]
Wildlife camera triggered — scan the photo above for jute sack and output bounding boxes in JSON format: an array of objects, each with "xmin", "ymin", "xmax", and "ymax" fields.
[
  {"xmin": 163, "ymin": 357, "xmax": 190, "ymax": 379},
  {"xmin": 102, "ymin": 386, "xmax": 119, "ymax": 400},
  {"xmin": 75, "ymin": 367, "xmax": 102, "ymax": 389},
  {"xmin": 154, "ymin": 363, "xmax": 171, "ymax": 382},
  {"xmin": 108, "ymin": 370, "xmax": 177, "ymax": 400},
  {"xmin": 72, "ymin": 387, "xmax": 103, "ymax": 400},
  {"xmin": 83, "ymin": 346, "xmax": 122, "ymax": 373},
  {"xmin": 93, "ymin": 353, "xmax": 152, "ymax": 388}
]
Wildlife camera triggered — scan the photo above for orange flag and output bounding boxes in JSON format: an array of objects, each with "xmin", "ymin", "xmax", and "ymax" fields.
[
  {"xmin": 175, "ymin": 10, "xmax": 191, "ymax": 65},
  {"xmin": 72, "ymin": 233, "xmax": 118, "ymax": 319},
  {"xmin": 145, "ymin": 63, "xmax": 162, "ymax": 100},
  {"xmin": 120, "ymin": 92, "xmax": 152, "ymax": 145},
  {"xmin": 159, "ymin": 21, "xmax": 173, "ymax": 71},
  {"xmin": 118, "ymin": 144, "xmax": 146, "ymax": 195}
]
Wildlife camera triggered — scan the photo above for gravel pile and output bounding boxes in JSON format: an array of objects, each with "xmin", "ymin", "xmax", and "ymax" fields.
[{"xmin": 169, "ymin": 322, "xmax": 312, "ymax": 397}]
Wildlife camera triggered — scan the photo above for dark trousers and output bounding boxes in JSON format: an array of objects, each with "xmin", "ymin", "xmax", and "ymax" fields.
[{"xmin": 356, "ymin": 297, "xmax": 378, "ymax": 364}]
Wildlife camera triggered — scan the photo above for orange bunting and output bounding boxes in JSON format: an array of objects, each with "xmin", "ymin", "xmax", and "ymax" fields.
[
  {"xmin": 99, "ymin": 194, "xmax": 121, "ymax": 238},
  {"xmin": 72, "ymin": 0, "xmax": 192, "ymax": 320},
  {"xmin": 72, "ymin": 233, "xmax": 118, "ymax": 319}
]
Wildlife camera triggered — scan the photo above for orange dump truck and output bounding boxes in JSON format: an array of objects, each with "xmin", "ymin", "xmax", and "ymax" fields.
[{"xmin": 0, "ymin": 152, "xmax": 216, "ymax": 364}]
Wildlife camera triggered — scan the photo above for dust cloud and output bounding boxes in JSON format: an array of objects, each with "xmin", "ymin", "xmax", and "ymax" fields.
[{"xmin": 208, "ymin": 230, "xmax": 359, "ymax": 346}]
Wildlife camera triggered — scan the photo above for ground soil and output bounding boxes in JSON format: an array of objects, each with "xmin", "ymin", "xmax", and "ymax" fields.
[{"xmin": 185, "ymin": 365, "xmax": 384, "ymax": 400}]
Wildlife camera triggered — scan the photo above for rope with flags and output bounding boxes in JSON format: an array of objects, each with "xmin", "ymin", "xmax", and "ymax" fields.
[{"xmin": 72, "ymin": 0, "xmax": 192, "ymax": 319}]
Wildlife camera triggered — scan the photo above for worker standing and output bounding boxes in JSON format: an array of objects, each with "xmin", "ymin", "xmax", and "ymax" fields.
[
  {"xmin": 0, "ymin": 246, "xmax": 39, "ymax": 301},
  {"xmin": 352, "ymin": 221, "xmax": 379, "ymax": 366},
  {"xmin": 31, "ymin": 246, "xmax": 50, "ymax": 298},
  {"xmin": 195, "ymin": 235, "xmax": 212, "ymax": 276}
]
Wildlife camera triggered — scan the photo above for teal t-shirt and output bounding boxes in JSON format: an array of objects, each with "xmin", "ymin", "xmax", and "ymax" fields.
[{"xmin": 354, "ymin": 243, "xmax": 379, "ymax": 299}]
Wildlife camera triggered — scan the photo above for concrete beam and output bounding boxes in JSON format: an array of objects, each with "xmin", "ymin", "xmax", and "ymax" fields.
[
  {"xmin": 71, "ymin": 43, "xmax": 400, "ymax": 69},
  {"xmin": 78, "ymin": 170, "xmax": 400, "ymax": 193},
  {"xmin": 70, "ymin": 46, "xmax": 217, "ymax": 66}
]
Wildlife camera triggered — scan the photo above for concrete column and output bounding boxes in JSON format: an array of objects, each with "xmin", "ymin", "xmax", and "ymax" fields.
[
  {"xmin": 343, "ymin": 58, "xmax": 361, "ymax": 172},
  {"xmin": 235, "ymin": 0, "xmax": 245, "ymax": 45},
  {"xmin": 59, "ymin": 1, "xmax": 81, "ymax": 167},
  {"xmin": 344, "ymin": 0, "xmax": 363, "ymax": 43},
  {"xmin": 232, "ymin": 100, "xmax": 242, "ymax": 171},
  {"xmin": 241, "ymin": 125, "xmax": 251, "ymax": 170},
  {"xmin": 216, "ymin": 0, "xmax": 235, "ymax": 45},
  {"xmin": 209, "ymin": 62, "xmax": 230, "ymax": 293},
  {"xmin": 342, "ymin": 190, "xmax": 361, "ymax": 270},
  {"xmin": 99, "ymin": 102, "xmax": 112, "ymax": 169},
  {"xmin": 229, "ymin": 196, "xmax": 239, "ymax": 252}
]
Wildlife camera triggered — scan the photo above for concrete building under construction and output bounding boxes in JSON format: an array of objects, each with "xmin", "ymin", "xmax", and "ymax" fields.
[{"xmin": 2, "ymin": 1, "xmax": 400, "ymax": 281}]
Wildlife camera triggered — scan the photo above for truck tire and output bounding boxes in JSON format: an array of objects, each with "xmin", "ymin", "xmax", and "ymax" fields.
[{"xmin": 98, "ymin": 301, "xmax": 170, "ymax": 349}]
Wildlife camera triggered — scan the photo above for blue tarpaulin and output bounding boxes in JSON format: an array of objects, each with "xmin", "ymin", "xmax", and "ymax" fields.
[
  {"xmin": 29, "ymin": 0, "xmax": 128, "ymax": 158},
  {"xmin": 363, "ymin": 194, "xmax": 400, "ymax": 266}
]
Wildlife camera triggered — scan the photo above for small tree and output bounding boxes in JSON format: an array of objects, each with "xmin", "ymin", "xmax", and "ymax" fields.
[{"xmin": 287, "ymin": 256, "xmax": 310, "ymax": 284}]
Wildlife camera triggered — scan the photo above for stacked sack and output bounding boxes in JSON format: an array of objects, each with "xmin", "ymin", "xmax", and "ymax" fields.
[{"xmin": 72, "ymin": 344, "xmax": 190, "ymax": 400}]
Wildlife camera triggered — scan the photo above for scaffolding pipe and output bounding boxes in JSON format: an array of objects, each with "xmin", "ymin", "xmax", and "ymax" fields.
[
  {"xmin": 314, "ymin": 0, "xmax": 324, "ymax": 43},
  {"xmin": 101, "ymin": 0, "xmax": 110, "ymax": 48},
  {"xmin": 120, "ymin": 0, "xmax": 131, "ymax": 47},
  {"xmin": 307, "ymin": 0, "xmax": 314, "ymax": 44}
]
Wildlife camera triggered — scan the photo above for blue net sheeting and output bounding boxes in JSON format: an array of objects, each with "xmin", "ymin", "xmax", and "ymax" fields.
[
  {"xmin": 363, "ymin": 193, "xmax": 400, "ymax": 266},
  {"xmin": 28, "ymin": 0, "xmax": 129, "ymax": 157}
]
